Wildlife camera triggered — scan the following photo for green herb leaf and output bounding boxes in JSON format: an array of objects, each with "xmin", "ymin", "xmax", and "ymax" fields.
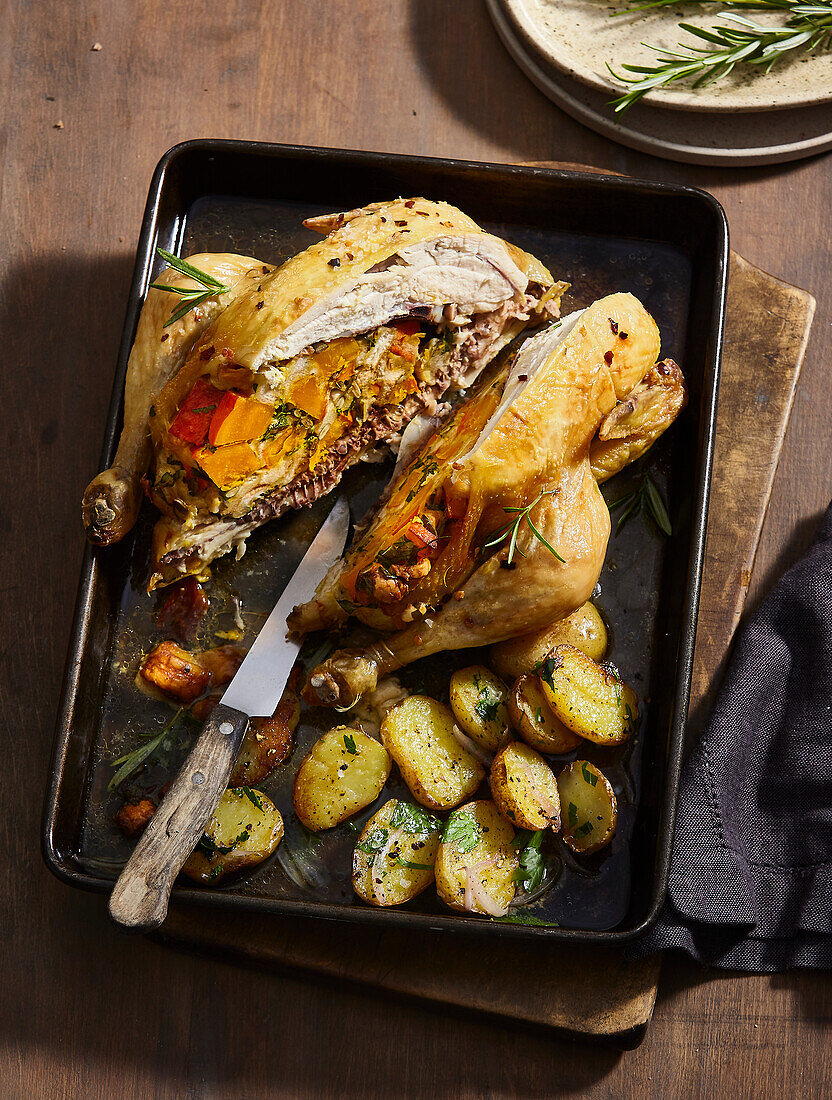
[
  {"xmin": 492, "ymin": 911, "xmax": 560, "ymax": 927},
  {"xmin": 107, "ymin": 707, "xmax": 186, "ymax": 792},
  {"xmin": 513, "ymin": 830, "xmax": 546, "ymax": 893},
  {"xmin": 390, "ymin": 802, "xmax": 442, "ymax": 834},
  {"xmin": 581, "ymin": 763, "xmax": 598, "ymax": 787},
  {"xmin": 442, "ymin": 810, "xmax": 482, "ymax": 853},
  {"xmin": 575, "ymin": 821, "xmax": 595, "ymax": 837},
  {"xmin": 233, "ymin": 786, "xmax": 264, "ymax": 811},
  {"xmin": 343, "ymin": 733, "xmax": 358, "ymax": 755},
  {"xmin": 608, "ymin": 3, "xmax": 832, "ymax": 114},
  {"xmin": 568, "ymin": 802, "xmax": 579, "ymax": 827},
  {"xmin": 483, "ymin": 489, "xmax": 566, "ymax": 566},
  {"xmin": 395, "ymin": 856, "xmax": 434, "ymax": 870},
  {"xmin": 356, "ymin": 827, "xmax": 389, "ymax": 855}
]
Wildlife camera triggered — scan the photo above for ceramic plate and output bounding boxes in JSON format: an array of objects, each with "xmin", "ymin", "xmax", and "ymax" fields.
[{"xmin": 500, "ymin": 0, "xmax": 832, "ymax": 112}]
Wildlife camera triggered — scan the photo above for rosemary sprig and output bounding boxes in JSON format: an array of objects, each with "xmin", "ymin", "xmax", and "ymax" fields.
[
  {"xmin": 608, "ymin": 1, "xmax": 832, "ymax": 111},
  {"xmin": 107, "ymin": 707, "xmax": 185, "ymax": 792},
  {"xmin": 149, "ymin": 247, "xmax": 230, "ymax": 327},
  {"xmin": 483, "ymin": 489, "xmax": 566, "ymax": 566},
  {"xmin": 608, "ymin": 467, "xmax": 672, "ymax": 536}
]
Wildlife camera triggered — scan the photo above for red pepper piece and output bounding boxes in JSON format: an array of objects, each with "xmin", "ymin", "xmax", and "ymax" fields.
[{"xmin": 169, "ymin": 377, "xmax": 225, "ymax": 446}]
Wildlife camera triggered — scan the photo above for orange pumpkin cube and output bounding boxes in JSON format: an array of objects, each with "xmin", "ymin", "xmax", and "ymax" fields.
[
  {"xmin": 208, "ymin": 391, "xmax": 274, "ymax": 446},
  {"xmin": 194, "ymin": 441, "xmax": 263, "ymax": 489}
]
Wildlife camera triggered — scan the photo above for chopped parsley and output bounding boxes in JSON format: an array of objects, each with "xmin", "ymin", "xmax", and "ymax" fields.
[
  {"xmin": 395, "ymin": 857, "xmax": 433, "ymax": 870},
  {"xmin": 197, "ymin": 827, "xmax": 250, "ymax": 858},
  {"xmin": 391, "ymin": 802, "xmax": 441, "ymax": 834},
  {"xmin": 232, "ymin": 786, "xmax": 265, "ymax": 811},
  {"xmin": 343, "ymin": 733, "xmax": 358, "ymax": 755},
  {"xmin": 567, "ymin": 802, "xmax": 579, "ymax": 828},
  {"xmin": 581, "ymin": 763, "xmax": 598, "ymax": 787},
  {"xmin": 474, "ymin": 691, "xmax": 502, "ymax": 725},
  {"xmin": 575, "ymin": 821, "xmax": 594, "ymax": 838},
  {"xmin": 356, "ymin": 828, "xmax": 389, "ymax": 855}
]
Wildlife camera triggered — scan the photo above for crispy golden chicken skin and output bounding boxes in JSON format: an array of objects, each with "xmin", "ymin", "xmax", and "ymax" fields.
[{"xmin": 295, "ymin": 293, "xmax": 685, "ymax": 709}]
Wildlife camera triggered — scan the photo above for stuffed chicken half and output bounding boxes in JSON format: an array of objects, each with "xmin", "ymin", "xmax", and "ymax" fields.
[
  {"xmin": 93, "ymin": 199, "xmax": 562, "ymax": 589},
  {"xmin": 293, "ymin": 293, "xmax": 687, "ymax": 709}
]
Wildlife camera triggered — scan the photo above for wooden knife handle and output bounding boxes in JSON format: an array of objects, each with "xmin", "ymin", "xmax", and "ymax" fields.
[{"xmin": 108, "ymin": 703, "xmax": 250, "ymax": 931}]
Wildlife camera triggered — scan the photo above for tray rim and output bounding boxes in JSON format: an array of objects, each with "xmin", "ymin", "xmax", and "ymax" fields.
[{"xmin": 42, "ymin": 138, "xmax": 728, "ymax": 943}]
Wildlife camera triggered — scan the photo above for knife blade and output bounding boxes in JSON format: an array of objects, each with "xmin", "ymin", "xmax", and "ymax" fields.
[{"xmin": 108, "ymin": 498, "xmax": 350, "ymax": 931}]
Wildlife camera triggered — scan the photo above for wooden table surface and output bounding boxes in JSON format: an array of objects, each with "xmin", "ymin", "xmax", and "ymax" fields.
[{"xmin": 4, "ymin": 2, "xmax": 831, "ymax": 1096}]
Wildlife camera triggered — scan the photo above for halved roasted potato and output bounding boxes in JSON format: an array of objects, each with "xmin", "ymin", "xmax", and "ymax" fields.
[
  {"xmin": 352, "ymin": 798, "xmax": 442, "ymax": 906},
  {"xmin": 557, "ymin": 760, "xmax": 617, "ymax": 854},
  {"xmin": 182, "ymin": 787, "xmax": 283, "ymax": 883},
  {"xmin": 449, "ymin": 665, "xmax": 510, "ymax": 753},
  {"xmin": 381, "ymin": 695, "xmax": 485, "ymax": 810},
  {"xmin": 434, "ymin": 800, "xmax": 517, "ymax": 915},
  {"xmin": 490, "ymin": 602, "xmax": 608, "ymax": 681},
  {"xmin": 293, "ymin": 726, "xmax": 391, "ymax": 831},
  {"xmin": 508, "ymin": 673, "xmax": 582, "ymax": 754},
  {"xmin": 539, "ymin": 645, "xmax": 638, "ymax": 746},
  {"xmin": 490, "ymin": 742, "xmax": 561, "ymax": 831}
]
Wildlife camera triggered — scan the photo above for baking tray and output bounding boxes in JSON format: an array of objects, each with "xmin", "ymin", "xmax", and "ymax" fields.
[{"xmin": 42, "ymin": 140, "xmax": 727, "ymax": 942}]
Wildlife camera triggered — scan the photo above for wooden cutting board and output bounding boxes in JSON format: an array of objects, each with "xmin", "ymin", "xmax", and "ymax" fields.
[{"xmin": 155, "ymin": 206, "xmax": 815, "ymax": 1045}]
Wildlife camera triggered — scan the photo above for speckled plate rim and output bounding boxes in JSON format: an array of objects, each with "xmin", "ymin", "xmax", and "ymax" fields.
[
  {"xmin": 488, "ymin": 0, "xmax": 832, "ymax": 165},
  {"xmin": 498, "ymin": 0, "xmax": 832, "ymax": 113}
]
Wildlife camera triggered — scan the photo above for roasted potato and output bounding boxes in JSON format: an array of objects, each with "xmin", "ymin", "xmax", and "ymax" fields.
[
  {"xmin": 539, "ymin": 645, "xmax": 638, "ymax": 746},
  {"xmin": 557, "ymin": 760, "xmax": 617, "ymax": 854},
  {"xmin": 434, "ymin": 800, "xmax": 517, "ymax": 915},
  {"xmin": 182, "ymin": 787, "xmax": 283, "ymax": 883},
  {"xmin": 490, "ymin": 742, "xmax": 561, "ymax": 831},
  {"xmin": 508, "ymin": 673, "xmax": 582, "ymax": 754},
  {"xmin": 490, "ymin": 602, "xmax": 608, "ymax": 680},
  {"xmin": 293, "ymin": 726, "xmax": 391, "ymax": 831},
  {"xmin": 230, "ymin": 674, "xmax": 301, "ymax": 786},
  {"xmin": 352, "ymin": 798, "xmax": 442, "ymax": 906},
  {"xmin": 449, "ymin": 665, "xmax": 510, "ymax": 752},
  {"xmin": 380, "ymin": 695, "xmax": 485, "ymax": 810}
]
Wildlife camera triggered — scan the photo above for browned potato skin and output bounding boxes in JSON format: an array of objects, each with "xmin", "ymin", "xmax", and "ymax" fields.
[
  {"xmin": 490, "ymin": 742, "xmax": 561, "ymax": 831},
  {"xmin": 557, "ymin": 761, "xmax": 617, "ymax": 854},
  {"xmin": 540, "ymin": 645, "xmax": 638, "ymax": 746},
  {"xmin": 293, "ymin": 727, "xmax": 391, "ymax": 831},
  {"xmin": 508, "ymin": 674, "xmax": 582, "ymax": 754},
  {"xmin": 434, "ymin": 800, "xmax": 517, "ymax": 914},
  {"xmin": 352, "ymin": 799, "xmax": 441, "ymax": 907},
  {"xmin": 490, "ymin": 603, "xmax": 608, "ymax": 681},
  {"xmin": 449, "ymin": 665, "xmax": 510, "ymax": 753},
  {"xmin": 230, "ymin": 669, "xmax": 301, "ymax": 786},
  {"xmin": 381, "ymin": 696, "xmax": 484, "ymax": 811}
]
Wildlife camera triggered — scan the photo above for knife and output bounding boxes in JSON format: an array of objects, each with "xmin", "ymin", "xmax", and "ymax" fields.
[{"xmin": 108, "ymin": 497, "xmax": 350, "ymax": 931}]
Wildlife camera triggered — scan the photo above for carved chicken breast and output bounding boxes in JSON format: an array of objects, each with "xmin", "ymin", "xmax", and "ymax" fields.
[
  {"xmin": 145, "ymin": 199, "xmax": 564, "ymax": 589},
  {"xmin": 294, "ymin": 293, "xmax": 686, "ymax": 709}
]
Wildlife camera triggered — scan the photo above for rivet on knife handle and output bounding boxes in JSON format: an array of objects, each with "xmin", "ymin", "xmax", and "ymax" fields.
[{"xmin": 108, "ymin": 703, "xmax": 249, "ymax": 930}]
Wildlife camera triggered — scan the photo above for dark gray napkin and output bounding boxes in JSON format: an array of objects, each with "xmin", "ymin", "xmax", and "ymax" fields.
[{"xmin": 632, "ymin": 503, "xmax": 832, "ymax": 971}]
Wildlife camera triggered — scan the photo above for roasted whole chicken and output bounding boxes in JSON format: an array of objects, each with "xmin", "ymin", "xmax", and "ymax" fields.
[
  {"xmin": 293, "ymin": 293, "xmax": 687, "ymax": 708},
  {"xmin": 82, "ymin": 199, "xmax": 564, "ymax": 590}
]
